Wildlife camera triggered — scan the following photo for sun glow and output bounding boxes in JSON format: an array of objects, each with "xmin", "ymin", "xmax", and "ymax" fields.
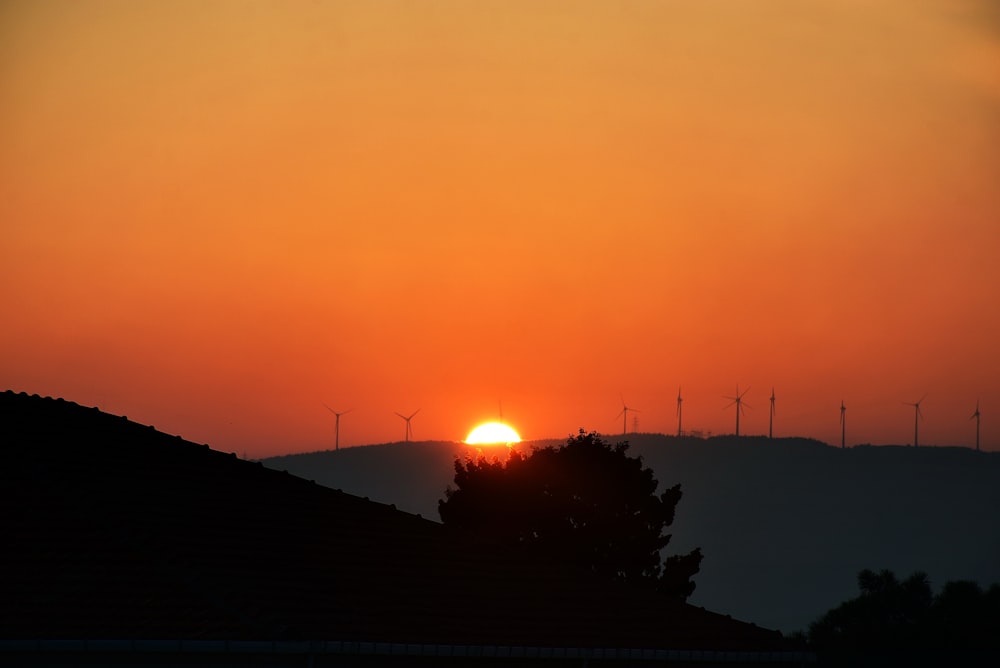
[{"xmin": 465, "ymin": 422, "xmax": 521, "ymax": 445}]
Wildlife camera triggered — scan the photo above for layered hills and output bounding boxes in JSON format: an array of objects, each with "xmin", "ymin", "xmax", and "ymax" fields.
[{"xmin": 265, "ymin": 432, "xmax": 1000, "ymax": 633}]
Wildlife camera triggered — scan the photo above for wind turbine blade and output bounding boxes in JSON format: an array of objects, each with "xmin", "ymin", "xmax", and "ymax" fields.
[
  {"xmin": 394, "ymin": 412, "xmax": 406, "ymax": 419},
  {"xmin": 323, "ymin": 402, "xmax": 336, "ymax": 414}
]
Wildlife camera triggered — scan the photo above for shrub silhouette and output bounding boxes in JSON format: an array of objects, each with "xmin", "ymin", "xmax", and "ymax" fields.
[
  {"xmin": 438, "ymin": 430, "xmax": 702, "ymax": 600},
  {"xmin": 809, "ymin": 568, "xmax": 1000, "ymax": 659}
]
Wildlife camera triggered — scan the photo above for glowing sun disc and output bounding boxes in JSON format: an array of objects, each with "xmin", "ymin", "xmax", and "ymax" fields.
[{"xmin": 465, "ymin": 422, "xmax": 522, "ymax": 445}]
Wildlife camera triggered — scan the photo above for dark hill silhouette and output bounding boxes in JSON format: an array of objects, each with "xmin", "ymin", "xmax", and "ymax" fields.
[
  {"xmin": 0, "ymin": 391, "xmax": 794, "ymax": 665},
  {"xmin": 265, "ymin": 439, "xmax": 488, "ymax": 520},
  {"xmin": 265, "ymin": 432, "xmax": 1000, "ymax": 633}
]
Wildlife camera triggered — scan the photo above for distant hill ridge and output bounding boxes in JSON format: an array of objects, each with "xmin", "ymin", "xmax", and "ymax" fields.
[
  {"xmin": 265, "ymin": 428, "xmax": 1000, "ymax": 633},
  {"xmin": 1, "ymin": 390, "xmax": 791, "ymax": 659}
]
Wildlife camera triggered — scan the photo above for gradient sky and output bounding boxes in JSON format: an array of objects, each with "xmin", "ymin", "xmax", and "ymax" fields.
[{"xmin": 3, "ymin": 0, "xmax": 999, "ymax": 456}]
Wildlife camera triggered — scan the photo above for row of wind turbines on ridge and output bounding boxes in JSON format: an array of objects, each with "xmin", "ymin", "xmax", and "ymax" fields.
[
  {"xmin": 324, "ymin": 391, "xmax": 983, "ymax": 451},
  {"xmin": 323, "ymin": 403, "xmax": 420, "ymax": 450},
  {"xmin": 620, "ymin": 388, "xmax": 984, "ymax": 451},
  {"xmin": 618, "ymin": 387, "xmax": 770, "ymax": 441}
]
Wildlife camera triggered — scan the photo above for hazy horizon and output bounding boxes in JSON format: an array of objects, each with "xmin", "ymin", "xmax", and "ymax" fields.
[{"xmin": 10, "ymin": 388, "xmax": 992, "ymax": 460}]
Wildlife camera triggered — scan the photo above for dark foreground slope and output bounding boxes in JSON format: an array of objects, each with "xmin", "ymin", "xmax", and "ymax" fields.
[
  {"xmin": 1, "ymin": 391, "xmax": 791, "ymax": 663},
  {"xmin": 265, "ymin": 434, "xmax": 1000, "ymax": 633}
]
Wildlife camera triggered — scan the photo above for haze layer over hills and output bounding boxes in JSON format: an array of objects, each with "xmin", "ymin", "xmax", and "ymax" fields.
[{"xmin": 265, "ymin": 434, "xmax": 1000, "ymax": 633}]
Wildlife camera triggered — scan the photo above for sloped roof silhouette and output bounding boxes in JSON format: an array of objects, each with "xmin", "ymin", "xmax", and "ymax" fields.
[{"xmin": 1, "ymin": 391, "xmax": 788, "ymax": 654}]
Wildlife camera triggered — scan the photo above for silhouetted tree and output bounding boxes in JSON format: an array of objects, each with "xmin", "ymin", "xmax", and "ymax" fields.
[
  {"xmin": 809, "ymin": 568, "xmax": 1000, "ymax": 663},
  {"xmin": 809, "ymin": 569, "xmax": 932, "ymax": 652},
  {"xmin": 438, "ymin": 430, "xmax": 702, "ymax": 600}
]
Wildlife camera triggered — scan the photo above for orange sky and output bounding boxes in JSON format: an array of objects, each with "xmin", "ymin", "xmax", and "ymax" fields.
[{"xmin": 2, "ymin": 0, "xmax": 999, "ymax": 456}]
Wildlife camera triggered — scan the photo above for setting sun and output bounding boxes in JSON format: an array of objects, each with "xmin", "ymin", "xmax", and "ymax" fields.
[{"xmin": 465, "ymin": 422, "xmax": 521, "ymax": 445}]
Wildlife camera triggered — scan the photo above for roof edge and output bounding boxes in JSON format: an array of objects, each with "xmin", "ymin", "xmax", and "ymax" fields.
[{"xmin": 1, "ymin": 639, "xmax": 815, "ymax": 663}]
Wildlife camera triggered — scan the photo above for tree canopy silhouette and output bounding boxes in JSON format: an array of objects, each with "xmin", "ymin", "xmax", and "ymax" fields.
[
  {"xmin": 438, "ymin": 430, "xmax": 702, "ymax": 600},
  {"xmin": 809, "ymin": 568, "xmax": 1000, "ymax": 657}
]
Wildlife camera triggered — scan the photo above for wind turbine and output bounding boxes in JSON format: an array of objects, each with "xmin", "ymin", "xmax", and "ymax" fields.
[
  {"xmin": 904, "ymin": 395, "xmax": 925, "ymax": 447},
  {"xmin": 676, "ymin": 387, "xmax": 683, "ymax": 437},
  {"xmin": 768, "ymin": 387, "xmax": 776, "ymax": 439},
  {"xmin": 971, "ymin": 400, "xmax": 981, "ymax": 452},
  {"xmin": 724, "ymin": 385, "xmax": 751, "ymax": 437},
  {"xmin": 840, "ymin": 400, "xmax": 846, "ymax": 449},
  {"xmin": 322, "ymin": 403, "xmax": 351, "ymax": 451},
  {"xmin": 395, "ymin": 409, "xmax": 420, "ymax": 443},
  {"xmin": 617, "ymin": 397, "xmax": 639, "ymax": 436}
]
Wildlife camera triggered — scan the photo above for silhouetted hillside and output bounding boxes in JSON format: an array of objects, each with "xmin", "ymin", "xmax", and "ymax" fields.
[
  {"xmin": 265, "ymin": 432, "xmax": 1000, "ymax": 633},
  {"xmin": 265, "ymin": 438, "xmax": 564, "ymax": 519},
  {"xmin": 1, "ymin": 391, "xmax": 792, "ymax": 664},
  {"xmin": 265, "ymin": 440, "xmax": 480, "ymax": 520},
  {"xmin": 630, "ymin": 435, "xmax": 1000, "ymax": 634}
]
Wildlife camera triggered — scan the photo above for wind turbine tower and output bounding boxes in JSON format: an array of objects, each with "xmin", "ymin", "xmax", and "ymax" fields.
[
  {"xmin": 904, "ymin": 396, "xmax": 925, "ymax": 448},
  {"xmin": 724, "ymin": 385, "xmax": 751, "ymax": 437},
  {"xmin": 395, "ymin": 409, "xmax": 420, "ymax": 443},
  {"xmin": 617, "ymin": 398, "xmax": 640, "ymax": 436},
  {"xmin": 323, "ymin": 403, "xmax": 351, "ymax": 451},
  {"xmin": 840, "ymin": 400, "xmax": 846, "ymax": 449},
  {"xmin": 971, "ymin": 400, "xmax": 981, "ymax": 452},
  {"xmin": 768, "ymin": 387, "xmax": 776, "ymax": 439},
  {"xmin": 676, "ymin": 387, "xmax": 683, "ymax": 437}
]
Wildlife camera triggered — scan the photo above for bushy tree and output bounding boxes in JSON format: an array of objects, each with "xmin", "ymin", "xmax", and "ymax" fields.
[
  {"xmin": 809, "ymin": 568, "xmax": 1000, "ymax": 657},
  {"xmin": 438, "ymin": 430, "xmax": 702, "ymax": 600},
  {"xmin": 809, "ymin": 569, "xmax": 932, "ymax": 652}
]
